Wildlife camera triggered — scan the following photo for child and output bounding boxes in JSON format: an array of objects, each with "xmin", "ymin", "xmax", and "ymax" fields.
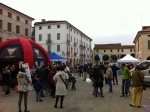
[
  {"xmin": 71, "ymin": 73, "xmax": 76, "ymax": 90},
  {"xmin": 33, "ymin": 78, "xmax": 43, "ymax": 102}
]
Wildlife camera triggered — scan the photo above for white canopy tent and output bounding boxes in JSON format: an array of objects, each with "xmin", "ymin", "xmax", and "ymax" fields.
[{"xmin": 118, "ymin": 54, "xmax": 140, "ymax": 62}]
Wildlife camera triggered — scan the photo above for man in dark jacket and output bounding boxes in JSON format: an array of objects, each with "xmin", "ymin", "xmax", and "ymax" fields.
[
  {"xmin": 111, "ymin": 64, "xmax": 120, "ymax": 85},
  {"xmin": 37, "ymin": 65, "xmax": 46, "ymax": 97},
  {"xmin": 10, "ymin": 65, "xmax": 18, "ymax": 89}
]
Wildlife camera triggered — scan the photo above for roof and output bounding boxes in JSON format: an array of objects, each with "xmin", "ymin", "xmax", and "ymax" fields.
[
  {"xmin": 133, "ymin": 26, "xmax": 150, "ymax": 43},
  {"xmin": 121, "ymin": 45, "xmax": 135, "ymax": 49},
  {"xmin": 34, "ymin": 20, "xmax": 92, "ymax": 41},
  {"xmin": 0, "ymin": 2, "xmax": 34, "ymax": 20},
  {"xmin": 93, "ymin": 43, "xmax": 121, "ymax": 50}
]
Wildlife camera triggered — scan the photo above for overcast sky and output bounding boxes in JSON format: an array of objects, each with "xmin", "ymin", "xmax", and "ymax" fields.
[{"xmin": 1, "ymin": 0, "xmax": 150, "ymax": 48}]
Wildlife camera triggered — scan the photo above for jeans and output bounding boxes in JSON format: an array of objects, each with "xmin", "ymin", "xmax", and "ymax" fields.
[
  {"xmin": 107, "ymin": 79, "xmax": 113, "ymax": 92},
  {"xmin": 95, "ymin": 87, "xmax": 103, "ymax": 97},
  {"xmin": 122, "ymin": 79, "xmax": 129, "ymax": 95},
  {"xmin": 71, "ymin": 81, "xmax": 76, "ymax": 89},
  {"xmin": 11, "ymin": 77, "xmax": 16, "ymax": 88},
  {"xmin": 5, "ymin": 85, "xmax": 10, "ymax": 95},
  {"xmin": 36, "ymin": 91, "xmax": 41, "ymax": 101}
]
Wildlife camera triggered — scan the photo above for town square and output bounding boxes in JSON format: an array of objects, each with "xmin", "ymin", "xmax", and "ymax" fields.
[{"xmin": 0, "ymin": 0, "xmax": 150, "ymax": 112}]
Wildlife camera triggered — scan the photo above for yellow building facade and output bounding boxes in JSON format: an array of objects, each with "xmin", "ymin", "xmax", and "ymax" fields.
[{"xmin": 134, "ymin": 26, "xmax": 150, "ymax": 61}]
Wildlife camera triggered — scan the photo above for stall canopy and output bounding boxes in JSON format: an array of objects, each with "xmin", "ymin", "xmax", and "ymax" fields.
[
  {"xmin": 50, "ymin": 52, "xmax": 67, "ymax": 61},
  {"xmin": 118, "ymin": 54, "xmax": 140, "ymax": 62}
]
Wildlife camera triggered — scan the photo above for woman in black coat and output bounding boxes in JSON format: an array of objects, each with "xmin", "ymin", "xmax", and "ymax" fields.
[
  {"xmin": 93, "ymin": 66, "xmax": 104, "ymax": 97},
  {"xmin": 2, "ymin": 68, "xmax": 11, "ymax": 96}
]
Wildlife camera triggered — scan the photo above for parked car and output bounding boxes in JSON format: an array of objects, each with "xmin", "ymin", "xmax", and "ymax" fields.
[{"xmin": 130, "ymin": 60, "xmax": 150, "ymax": 85}]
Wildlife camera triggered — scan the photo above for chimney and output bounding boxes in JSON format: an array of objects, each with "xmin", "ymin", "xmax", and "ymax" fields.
[{"xmin": 41, "ymin": 19, "xmax": 46, "ymax": 22}]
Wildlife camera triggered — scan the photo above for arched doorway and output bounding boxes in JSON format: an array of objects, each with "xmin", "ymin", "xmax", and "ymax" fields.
[{"xmin": 147, "ymin": 56, "xmax": 150, "ymax": 60}]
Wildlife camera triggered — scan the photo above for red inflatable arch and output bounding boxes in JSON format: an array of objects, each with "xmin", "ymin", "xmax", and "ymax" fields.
[{"xmin": 0, "ymin": 37, "xmax": 51, "ymax": 68}]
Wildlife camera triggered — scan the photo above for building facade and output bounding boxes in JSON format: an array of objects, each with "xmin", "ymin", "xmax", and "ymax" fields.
[
  {"xmin": 34, "ymin": 20, "xmax": 92, "ymax": 66},
  {"xmin": 93, "ymin": 43, "xmax": 135, "ymax": 64},
  {"xmin": 0, "ymin": 3, "xmax": 34, "ymax": 42},
  {"xmin": 134, "ymin": 26, "xmax": 150, "ymax": 61}
]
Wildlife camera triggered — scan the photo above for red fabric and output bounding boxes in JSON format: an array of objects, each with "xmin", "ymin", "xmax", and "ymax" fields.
[
  {"xmin": 28, "ymin": 40, "xmax": 51, "ymax": 66},
  {"xmin": 48, "ymin": 71, "xmax": 56, "ymax": 84},
  {"xmin": 19, "ymin": 38, "xmax": 34, "ymax": 68}
]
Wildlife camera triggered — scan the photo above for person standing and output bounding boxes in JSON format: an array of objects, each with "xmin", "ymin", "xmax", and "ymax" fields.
[
  {"xmin": 111, "ymin": 64, "xmax": 120, "ymax": 85},
  {"xmin": 53, "ymin": 65, "xmax": 68, "ymax": 109},
  {"xmin": 93, "ymin": 65, "xmax": 104, "ymax": 97},
  {"xmin": 129, "ymin": 65, "xmax": 144, "ymax": 108},
  {"xmin": 120, "ymin": 63, "xmax": 131, "ymax": 97},
  {"xmin": 2, "ymin": 68, "xmax": 11, "ymax": 96},
  {"xmin": 105, "ymin": 64, "xmax": 113, "ymax": 93},
  {"xmin": 10, "ymin": 65, "xmax": 17, "ymax": 90},
  {"xmin": 17, "ymin": 67, "xmax": 30, "ymax": 112},
  {"xmin": 83, "ymin": 63, "xmax": 88, "ymax": 81}
]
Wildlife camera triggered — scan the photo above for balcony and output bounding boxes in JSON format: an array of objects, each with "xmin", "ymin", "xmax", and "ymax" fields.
[
  {"xmin": 80, "ymin": 54, "xmax": 83, "ymax": 57},
  {"xmin": 74, "ymin": 52, "xmax": 77, "ymax": 56},
  {"xmin": 66, "ymin": 52, "xmax": 70, "ymax": 56},
  {"xmin": 48, "ymin": 51, "xmax": 52, "ymax": 54},
  {"xmin": 83, "ymin": 54, "xmax": 86, "ymax": 58},
  {"xmin": 66, "ymin": 40, "xmax": 70, "ymax": 44},
  {"xmin": 74, "ymin": 43, "xmax": 77, "ymax": 47},
  {"xmin": 83, "ymin": 46, "xmax": 86, "ymax": 49},
  {"xmin": 46, "ymin": 40, "xmax": 52, "ymax": 44},
  {"xmin": 80, "ymin": 44, "xmax": 83, "ymax": 48},
  {"xmin": 87, "ymin": 48, "xmax": 89, "ymax": 51},
  {"xmin": 87, "ymin": 55, "xmax": 89, "ymax": 58}
]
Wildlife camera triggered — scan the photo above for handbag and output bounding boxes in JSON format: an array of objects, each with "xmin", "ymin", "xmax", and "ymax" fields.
[
  {"xmin": 2, "ymin": 84, "xmax": 8, "ymax": 92},
  {"xmin": 136, "ymin": 71, "xmax": 146, "ymax": 91},
  {"xmin": 59, "ymin": 75, "xmax": 67, "ymax": 89}
]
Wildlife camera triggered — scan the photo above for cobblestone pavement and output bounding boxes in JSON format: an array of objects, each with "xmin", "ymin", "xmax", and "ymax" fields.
[{"xmin": 0, "ymin": 74, "xmax": 150, "ymax": 112}]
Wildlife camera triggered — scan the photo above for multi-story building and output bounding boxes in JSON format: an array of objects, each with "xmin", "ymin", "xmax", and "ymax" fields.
[
  {"xmin": 34, "ymin": 19, "xmax": 92, "ymax": 66},
  {"xmin": 134, "ymin": 26, "xmax": 150, "ymax": 61},
  {"xmin": 0, "ymin": 3, "xmax": 34, "ymax": 41},
  {"xmin": 93, "ymin": 43, "xmax": 135, "ymax": 63}
]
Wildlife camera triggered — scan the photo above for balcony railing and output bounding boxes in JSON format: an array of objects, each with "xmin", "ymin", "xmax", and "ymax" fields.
[
  {"xmin": 74, "ymin": 43, "xmax": 77, "ymax": 47},
  {"xmin": 74, "ymin": 52, "xmax": 77, "ymax": 56},
  {"xmin": 80, "ymin": 44, "xmax": 83, "ymax": 48},
  {"xmin": 66, "ymin": 52, "xmax": 70, "ymax": 56},
  {"xmin": 66, "ymin": 40, "xmax": 70, "ymax": 44},
  {"xmin": 46, "ymin": 40, "xmax": 52, "ymax": 44}
]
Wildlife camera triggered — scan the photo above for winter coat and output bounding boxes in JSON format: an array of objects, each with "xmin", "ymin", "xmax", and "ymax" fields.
[
  {"xmin": 33, "ymin": 81, "xmax": 43, "ymax": 92},
  {"xmin": 17, "ymin": 71, "xmax": 30, "ymax": 92},
  {"xmin": 2, "ymin": 72, "xmax": 11, "ymax": 85},
  {"xmin": 105, "ymin": 67, "xmax": 113, "ymax": 79},
  {"xmin": 111, "ymin": 65, "xmax": 120, "ymax": 75},
  {"xmin": 93, "ymin": 68, "xmax": 104, "ymax": 87},
  {"xmin": 83, "ymin": 65, "xmax": 88, "ymax": 72},
  {"xmin": 53, "ymin": 71, "xmax": 68, "ymax": 95},
  {"xmin": 37, "ymin": 68, "xmax": 46, "ymax": 83},
  {"xmin": 48, "ymin": 71, "xmax": 56, "ymax": 84}
]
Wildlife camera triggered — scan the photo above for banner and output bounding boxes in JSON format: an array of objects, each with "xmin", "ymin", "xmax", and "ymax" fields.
[{"xmin": 98, "ymin": 53, "xmax": 103, "ymax": 62}]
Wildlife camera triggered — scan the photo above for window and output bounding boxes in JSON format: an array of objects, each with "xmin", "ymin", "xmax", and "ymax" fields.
[
  {"xmin": 48, "ymin": 26, "xmax": 51, "ymax": 29},
  {"xmin": 7, "ymin": 22, "xmax": 11, "ymax": 32},
  {"xmin": 97, "ymin": 50, "xmax": 98, "ymax": 52},
  {"xmin": 148, "ymin": 35, "xmax": 150, "ymax": 37},
  {"xmin": 122, "ymin": 49, "xmax": 124, "ymax": 52},
  {"xmin": 0, "ymin": 20, "xmax": 2, "ymax": 29},
  {"xmin": 77, "ymin": 48, "xmax": 78, "ymax": 53},
  {"xmin": 118, "ymin": 55, "xmax": 120, "ymax": 59},
  {"xmin": 8, "ymin": 12, "xmax": 12, "ymax": 18},
  {"xmin": 118, "ymin": 49, "xmax": 119, "ymax": 52},
  {"xmin": 16, "ymin": 16, "xmax": 20, "ymax": 21},
  {"xmin": 130, "ymin": 49, "xmax": 132, "ymax": 52},
  {"xmin": 16, "ymin": 25, "xmax": 20, "ymax": 34},
  {"xmin": 0, "ymin": 9, "xmax": 2, "ymax": 14},
  {"xmin": 148, "ymin": 40, "xmax": 150, "ymax": 49},
  {"xmin": 48, "ymin": 34, "xmax": 51, "ymax": 40},
  {"xmin": 0, "ymin": 37, "xmax": 2, "ymax": 43},
  {"xmin": 104, "ymin": 50, "xmax": 106, "ymax": 52},
  {"xmin": 57, "ymin": 33, "xmax": 60, "ymax": 40},
  {"xmin": 25, "ymin": 20, "xmax": 28, "ymax": 24},
  {"xmin": 57, "ymin": 45, "xmax": 60, "ymax": 52},
  {"xmin": 134, "ymin": 49, "xmax": 135, "ymax": 52},
  {"xmin": 57, "ymin": 25, "xmax": 60, "ymax": 28},
  {"xmin": 77, "ymin": 39, "xmax": 78, "ymax": 43},
  {"xmin": 77, "ymin": 32, "xmax": 78, "ymax": 35},
  {"xmin": 74, "ymin": 30, "xmax": 75, "ymax": 33},
  {"xmin": 71, "ymin": 36, "xmax": 72, "ymax": 42},
  {"xmin": 47, "ymin": 45, "xmax": 51, "ymax": 52},
  {"xmin": 39, "ymin": 34, "xmax": 42, "ymax": 41},
  {"xmin": 25, "ymin": 29, "xmax": 28, "ymax": 36},
  {"xmin": 71, "ymin": 29, "xmax": 72, "ymax": 31},
  {"xmin": 110, "ymin": 49, "xmax": 112, "ymax": 52},
  {"xmin": 39, "ymin": 26, "xmax": 42, "ymax": 30},
  {"xmin": 67, "ymin": 26, "xmax": 68, "ymax": 29}
]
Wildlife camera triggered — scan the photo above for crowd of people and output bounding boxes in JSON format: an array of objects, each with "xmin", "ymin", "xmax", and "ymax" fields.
[{"xmin": 0, "ymin": 61, "xmax": 145, "ymax": 111}]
